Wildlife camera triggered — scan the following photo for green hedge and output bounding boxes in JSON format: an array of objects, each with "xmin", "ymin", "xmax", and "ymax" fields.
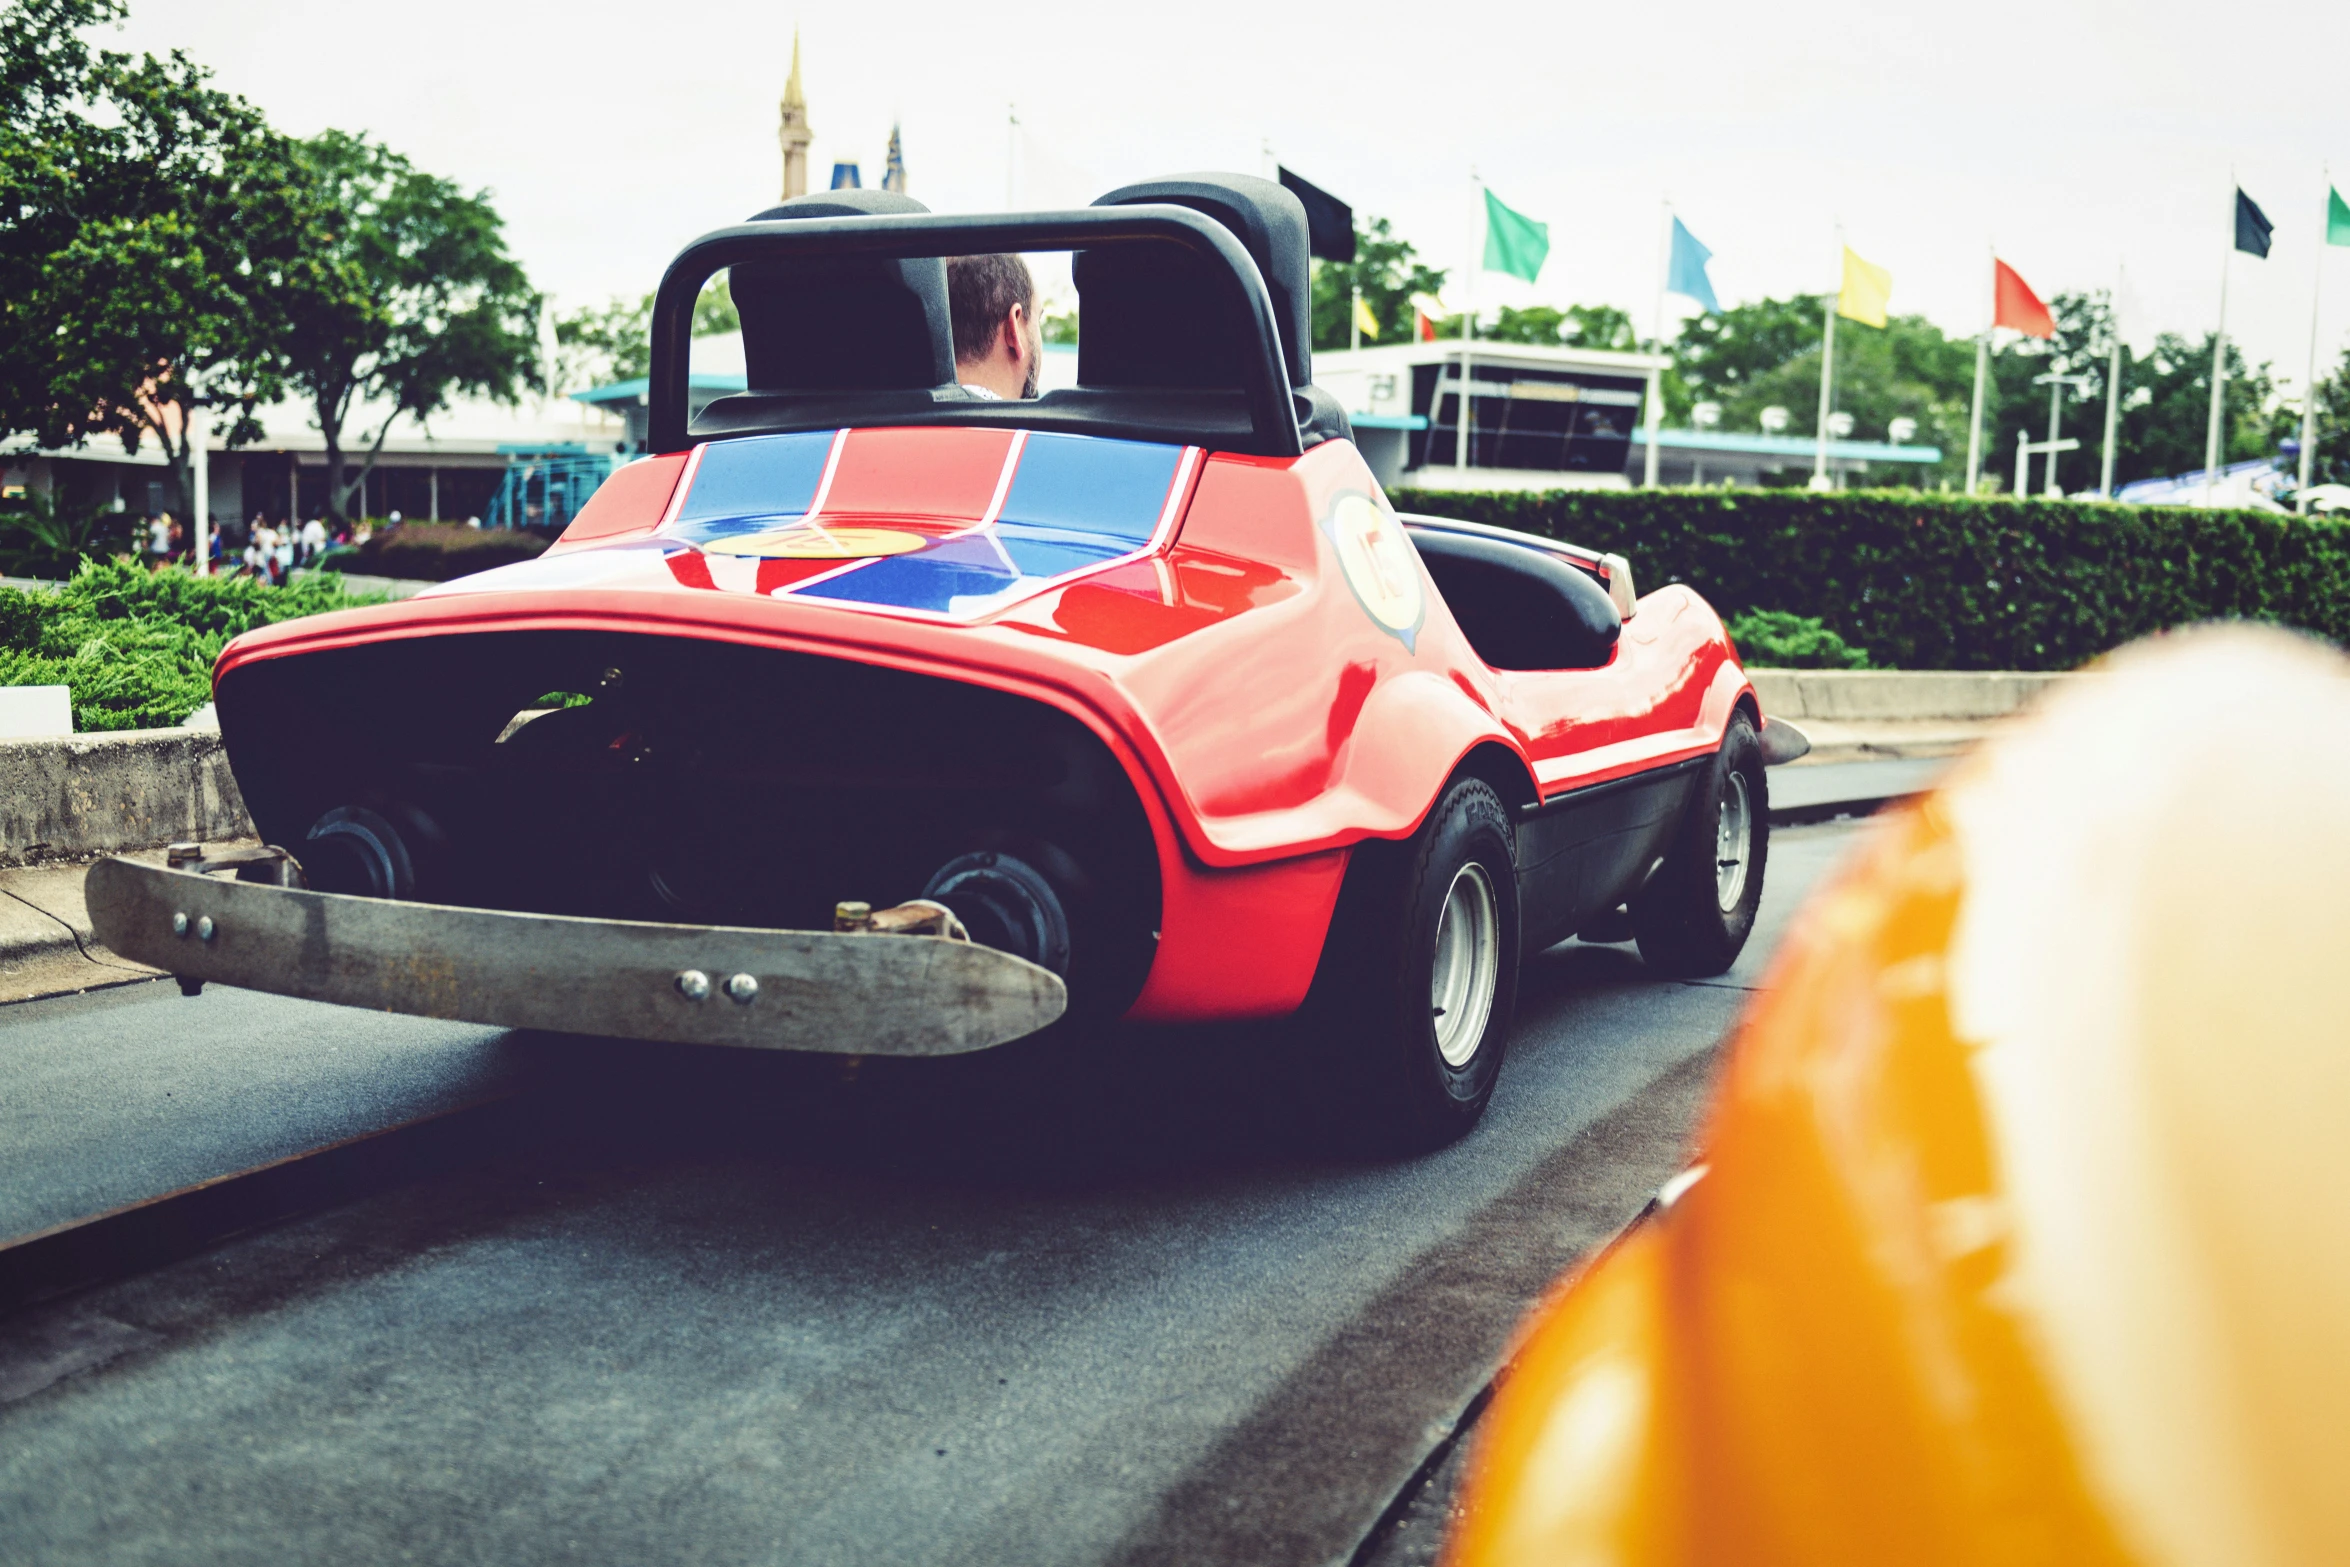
[
  {"xmin": 0, "ymin": 561, "xmax": 383, "ymax": 730},
  {"xmin": 325, "ymin": 522, "xmax": 550, "ymax": 582},
  {"xmin": 1389, "ymin": 488, "xmax": 2350, "ymax": 671}
]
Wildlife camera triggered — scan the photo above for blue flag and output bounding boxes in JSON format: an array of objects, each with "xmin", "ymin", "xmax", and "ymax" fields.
[
  {"xmin": 830, "ymin": 162, "xmax": 862, "ymax": 190},
  {"xmin": 1667, "ymin": 216, "xmax": 1719, "ymax": 314}
]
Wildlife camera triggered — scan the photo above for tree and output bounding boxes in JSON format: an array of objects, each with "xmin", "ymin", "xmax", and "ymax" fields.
[
  {"xmin": 552, "ymin": 295, "xmax": 652, "ymax": 391},
  {"xmin": 1481, "ymin": 304, "xmax": 1637, "ymax": 350},
  {"xmin": 549, "ymin": 278, "xmax": 739, "ymax": 395},
  {"xmin": 1, "ymin": 0, "xmax": 310, "ymax": 513},
  {"xmin": 2300, "ymin": 343, "xmax": 2350, "ymax": 492},
  {"xmin": 1309, "ymin": 216, "xmax": 1448, "ymax": 351},
  {"xmin": 1676, "ymin": 298, "xmax": 1975, "ymax": 485},
  {"xmin": 280, "ymin": 129, "xmax": 541, "ymax": 523}
]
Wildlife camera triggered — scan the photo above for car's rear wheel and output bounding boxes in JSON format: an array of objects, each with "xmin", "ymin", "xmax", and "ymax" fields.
[
  {"xmin": 1633, "ymin": 709, "xmax": 1768, "ymax": 977},
  {"xmin": 1304, "ymin": 777, "xmax": 1521, "ymax": 1151}
]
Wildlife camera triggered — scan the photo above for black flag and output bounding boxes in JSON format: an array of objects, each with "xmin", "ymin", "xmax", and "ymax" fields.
[
  {"xmin": 1278, "ymin": 166, "xmax": 1355, "ymax": 262},
  {"xmin": 2235, "ymin": 187, "xmax": 2274, "ymax": 258}
]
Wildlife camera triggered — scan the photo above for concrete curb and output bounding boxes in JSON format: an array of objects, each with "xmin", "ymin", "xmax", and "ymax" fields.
[
  {"xmin": 1748, "ymin": 668, "xmax": 2077, "ymax": 722},
  {"xmin": 0, "ymin": 730, "xmax": 254, "ymax": 869}
]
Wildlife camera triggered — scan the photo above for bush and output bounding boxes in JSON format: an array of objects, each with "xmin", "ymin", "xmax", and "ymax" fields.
[
  {"xmin": 326, "ymin": 522, "xmax": 550, "ymax": 582},
  {"xmin": 1390, "ymin": 486, "xmax": 2350, "ymax": 670},
  {"xmin": 0, "ymin": 491, "xmax": 141, "ymax": 579},
  {"xmin": 0, "ymin": 560, "xmax": 383, "ymax": 730},
  {"xmin": 1726, "ymin": 610, "xmax": 1870, "ymax": 669}
]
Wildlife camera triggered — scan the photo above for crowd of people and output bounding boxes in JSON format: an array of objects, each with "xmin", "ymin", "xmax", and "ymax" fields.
[{"xmin": 139, "ymin": 511, "xmax": 383, "ymax": 583}]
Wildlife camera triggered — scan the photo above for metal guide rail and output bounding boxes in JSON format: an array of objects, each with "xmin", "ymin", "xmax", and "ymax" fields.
[{"xmin": 84, "ymin": 847, "xmax": 1066, "ymax": 1056}]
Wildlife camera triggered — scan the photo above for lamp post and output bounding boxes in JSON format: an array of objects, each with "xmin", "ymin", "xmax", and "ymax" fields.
[{"xmin": 2032, "ymin": 370, "xmax": 2096, "ymax": 497}]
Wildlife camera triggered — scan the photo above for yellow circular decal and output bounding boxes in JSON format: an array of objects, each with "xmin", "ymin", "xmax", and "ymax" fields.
[
  {"xmin": 1327, "ymin": 493, "xmax": 1424, "ymax": 640},
  {"xmin": 701, "ymin": 524, "xmax": 931, "ymax": 560}
]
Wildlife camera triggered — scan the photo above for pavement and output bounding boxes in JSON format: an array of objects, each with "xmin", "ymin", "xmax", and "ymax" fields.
[{"xmin": 0, "ymin": 816, "xmax": 1873, "ymax": 1566}]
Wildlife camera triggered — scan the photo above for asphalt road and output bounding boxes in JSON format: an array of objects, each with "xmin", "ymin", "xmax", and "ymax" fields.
[{"xmin": 0, "ymin": 818, "xmax": 1872, "ymax": 1567}]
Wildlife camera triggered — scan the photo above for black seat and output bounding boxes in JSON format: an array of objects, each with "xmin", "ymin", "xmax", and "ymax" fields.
[
  {"xmin": 1081, "ymin": 173, "xmax": 1350, "ymax": 448},
  {"xmin": 732, "ymin": 190, "xmax": 956, "ymax": 393},
  {"xmin": 1406, "ymin": 527, "xmax": 1621, "ymax": 671}
]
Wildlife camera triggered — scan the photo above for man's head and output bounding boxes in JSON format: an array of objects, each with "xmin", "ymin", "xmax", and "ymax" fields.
[{"xmin": 947, "ymin": 253, "xmax": 1041, "ymax": 399}]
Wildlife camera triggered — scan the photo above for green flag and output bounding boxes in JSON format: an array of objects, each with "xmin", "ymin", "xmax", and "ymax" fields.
[
  {"xmin": 2330, "ymin": 186, "xmax": 2350, "ymax": 247},
  {"xmin": 1482, "ymin": 189, "xmax": 1549, "ymax": 282}
]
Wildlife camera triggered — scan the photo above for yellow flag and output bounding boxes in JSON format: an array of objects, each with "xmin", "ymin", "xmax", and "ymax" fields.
[
  {"xmin": 1838, "ymin": 247, "xmax": 1892, "ymax": 328},
  {"xmin": 1353, "ymin": 292, "xmax": 1380, "ymax": 340}
]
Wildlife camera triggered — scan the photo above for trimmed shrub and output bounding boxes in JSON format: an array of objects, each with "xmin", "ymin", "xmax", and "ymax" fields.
[
  {"xmin": 1390, "ymin": 487, "xmax": 2350, "ymax": 671},
  {"xmin": 326, "ymin": 522, "xmax": 550, "ymax": 582},
  {"xmin": 1727, "ymin": 610, "xmax": 1870, "ymax": 669},
  {"xmin": 0, "ymin": 560, "xmax": 383, "ymax": 730}
]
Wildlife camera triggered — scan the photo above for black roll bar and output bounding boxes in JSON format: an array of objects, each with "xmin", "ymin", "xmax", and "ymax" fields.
[{"xmin": 647, "ymin": 206, "xmax": 1300, "ymax": 457}]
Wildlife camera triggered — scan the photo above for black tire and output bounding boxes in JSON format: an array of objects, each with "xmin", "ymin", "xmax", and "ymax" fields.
[
  {"xmin": 1633, "ymin": 709, "xmax": 1768, "ymax": 977},
  {"xmin": 1303, "ymin": 778, "xmax": 1521, "ymax": 1152}
]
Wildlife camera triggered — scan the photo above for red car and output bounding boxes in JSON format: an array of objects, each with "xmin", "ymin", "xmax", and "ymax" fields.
[{"xmin": 89, "ymin": 175, "xmax": 1799, "ymax": 1147}]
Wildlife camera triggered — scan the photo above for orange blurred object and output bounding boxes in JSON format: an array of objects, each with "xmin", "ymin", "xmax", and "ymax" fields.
[{"xmin": 1447, "ymin": 626, "xmax": 2350, "ymax": 1567}]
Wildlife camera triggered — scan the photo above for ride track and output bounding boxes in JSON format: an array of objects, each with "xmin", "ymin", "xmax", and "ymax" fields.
[{"xmin": 0, "ymin": 815, "xmax": 1889, "ymax": 1567}]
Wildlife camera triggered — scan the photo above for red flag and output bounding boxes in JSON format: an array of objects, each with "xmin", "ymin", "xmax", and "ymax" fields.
[
  {"xmin": 1993, "ymin": 259, "xmax": 2055, "ymax": 339},
  {"xmin": 1416, "ymin": 308, "xmax": 1439, "ymax": 343}
]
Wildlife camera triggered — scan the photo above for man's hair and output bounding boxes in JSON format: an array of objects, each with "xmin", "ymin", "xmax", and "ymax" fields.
[{"xmin": 946, "ymin": 253, "xmax": 1036, "ymax": 364}]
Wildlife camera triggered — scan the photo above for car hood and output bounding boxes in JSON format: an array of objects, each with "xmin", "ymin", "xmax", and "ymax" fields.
[{"xmin": 420, "ymin": 426, "xmax": 1199, "ymax": 627}]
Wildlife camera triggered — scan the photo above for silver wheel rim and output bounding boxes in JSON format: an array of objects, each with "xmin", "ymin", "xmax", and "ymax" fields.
[
  {"xmin": 1715, "ymin": 769, "xmax": 1753, "ymax": 912},
  {"xmin": 1431, "ymin": 862, "xmax": 1500, "ymax": 1068}
]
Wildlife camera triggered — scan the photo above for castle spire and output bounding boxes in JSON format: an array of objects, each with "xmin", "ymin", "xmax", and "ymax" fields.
[{"xmin": 778, "ymin": 30, "xmax": 813, "ymax": 200}]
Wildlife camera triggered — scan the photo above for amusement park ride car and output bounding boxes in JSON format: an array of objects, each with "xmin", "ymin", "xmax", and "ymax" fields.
[{"xmin": 87, "ymin": 174, "xmax": 1805, "ymax": 1148}]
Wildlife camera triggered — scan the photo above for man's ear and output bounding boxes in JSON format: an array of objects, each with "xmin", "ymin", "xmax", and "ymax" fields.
[{"xmin": 1003, "ymin": 304, "xmax": 1030, "ymax": 364}]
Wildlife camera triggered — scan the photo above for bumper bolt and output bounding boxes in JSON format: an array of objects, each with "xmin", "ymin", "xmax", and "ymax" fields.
[
  {"xmin": 674, "ymin": 968, "xmax": 711, "ymax": 1001},
  {"xmin": 195, "ymin": 915, "xmax": 215, "ymax": 942},
  {"xmin": 171, "ymin": 911, "xmax": 189, "ymax": 937},
  {"xmin": 723, "ymin": 972, "xmax": 758, "ymax": 1004}
]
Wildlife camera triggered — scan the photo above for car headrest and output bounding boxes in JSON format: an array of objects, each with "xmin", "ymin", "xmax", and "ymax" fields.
[
  {"xmin": 1076, "ymin": 172, "xmax": 1313, "ymax": 391},
  {"xmin": 733, "ymin": 190, "xmax": 956, "ymax": 393}
]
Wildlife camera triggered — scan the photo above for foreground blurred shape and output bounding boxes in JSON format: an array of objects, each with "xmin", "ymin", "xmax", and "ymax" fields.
[{"xmin": 1448, "ymin": 625, "xmax": 2350, "ymax": 1567}]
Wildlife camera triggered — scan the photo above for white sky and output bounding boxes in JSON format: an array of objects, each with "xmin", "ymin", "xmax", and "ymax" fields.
[{"xmin": 115, "ymin": 0, "xmax": 2350, "ymax": 394}]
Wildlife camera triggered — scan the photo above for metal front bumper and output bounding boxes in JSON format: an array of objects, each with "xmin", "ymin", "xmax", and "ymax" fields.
[{"xmin": 84, "ymin": 857, "xmax": 1067, "ymax": 1055}]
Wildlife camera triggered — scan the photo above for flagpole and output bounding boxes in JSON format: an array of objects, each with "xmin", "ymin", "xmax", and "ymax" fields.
[
  {"xmin": 2300, "ymin": 169, "xmax": 2328, "ymax": 515},
  {"xmin": 1813, "ymin": 296, "xmax": 1837, "ymax": 489},
  {"xmin": 1965, "ymin": 243, "xmax": 1992, "ymax": 495},
  {"xmin": 2204, "ymin": 179, "xmax": 2233, "ymax": 508},
  {"xmin": 1644, "ymin": 201, "xmax": 1670, "ymax": 489},
  {"xmin": 1351, "ymin": 285, "xmax": 1362, "ymax": 353},
  {"xmin": 2100, "ymin": 261, "xmax": 2124, "ymax": 500},
  {"xmin": 1457, "ymin": 172, "xmax": 1479, "ymax": 472}
]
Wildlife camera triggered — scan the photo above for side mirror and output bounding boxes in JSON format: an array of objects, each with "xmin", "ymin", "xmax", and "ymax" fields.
[{"xmin": 1407, "ymin": 528, "xmax": 1621, "ymax": 672}]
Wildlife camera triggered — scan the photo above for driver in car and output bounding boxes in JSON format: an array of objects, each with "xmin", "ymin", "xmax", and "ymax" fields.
[{"xmin": 947, "ymin": 253, "xmax": 1044, "ymax": 400}]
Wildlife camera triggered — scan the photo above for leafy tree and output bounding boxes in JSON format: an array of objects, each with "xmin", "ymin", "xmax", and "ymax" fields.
[
  {"xmin": 552, "ymin": 295, "xmax": 652, "ymax": 390},
  {"xmin": 1, "ymin": 0, "xmax": 311, "ymax": 514},
  {"xmin": 549, "ymin": 278, "xmax": 740, "ymax": 394},
  {"xmin": 2300, "ymin": 343, "xmax": 2350, "ymax": 492},
  {"xmin": 1675, "ymin": 296, "xmax": 1831, "ymax": 401},
  {"xmin": 1309, "ymin": 216, "xmax": 1448, "ymax": 351},
  {"xmin": 1682, "ymin": 299, "xmax": 1974, "ymax": 485},
  {"xmin": 1481, "ymin": 304, "xmax": 1637, "ymax": 350},
  {"xmin": 280, "ymin": 129, "xmax": 542, "ymax": 523}
]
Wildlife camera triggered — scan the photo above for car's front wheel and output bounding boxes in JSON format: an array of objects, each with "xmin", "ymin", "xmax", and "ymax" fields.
[
  {"xmin": 1305, "ymin": 777, "xmax": 1521, "ymax": 1151},
  {"xmin": 1633, "ymin": 709, "xmax": 1768, "ymax": 977}
]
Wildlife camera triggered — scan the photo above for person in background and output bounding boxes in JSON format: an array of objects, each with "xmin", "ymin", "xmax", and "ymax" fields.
[
  {"xmin": 299, "ymin": 515, "xmax": 326, "ymax": 567},
  {"xmin": 147, "ymin": 512, "xmax": 171, "ymax": 567},
  {"xmin": 271, "ymin": 524, "xmax": 295, "ymax": 584},
  {"xmin": 241, "ymin": 524, "xmax": 269, "ymax": 579},
  {"xmin": 946, "ymin": 253, "xmax": 1043, "ymax": 400},
  {"xmin": 385, "ymin": 509, "xmax": 402, "ymax": 530},
  {"xmin": 165, "ymin": 514, "xmax": 185, "ymax": 565}
]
